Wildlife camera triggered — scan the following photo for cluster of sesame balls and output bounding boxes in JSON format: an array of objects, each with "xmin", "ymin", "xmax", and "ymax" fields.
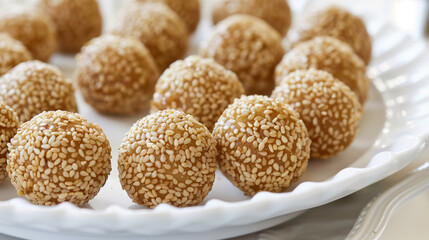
[{"xmin": 0, "ymin": 0, "xmax": 372, "ymax": 208}]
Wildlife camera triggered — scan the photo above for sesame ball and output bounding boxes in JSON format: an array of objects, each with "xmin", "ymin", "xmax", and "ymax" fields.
[
  {"xmin": 0, "ymin": 11, "xmax": 56, "ymax": 62},
  {"xmin": 213, "ymin": 95, "xmax": 311, "ymax": 196},
  {"xmin": 0, "ymin": 33, "xmax": 32, "ymax": 76},
  {"xmin": 0, "ymin": 103, "xmax": 19, "ymax": 182},
  {"xmin": 212, "ymin": 0, "xmax": 292, "ymax": 36},
  {"xmin": 36, "ymin": 0, "xmax": 103, "ymax": 53},
  {"xmin": 7, "ymin": 110, "xmax": 112, "ymax": 206},
  {"xmin": 0, "ymin": 61, "xmax": 77, "ymax": 122},
  {"xmin": 112, "ymin": 2, "xmax": 189, "ymax": 71},
  {"xmin": 136, "ymin": 0, "xmax": 200, "ymax": 33},
  {"xmin": 75, "ymin": 35, "xmax": 160, "ymax": 115},
  {"xmin": 272, "ymin": 69, "xmax": 363, "ymax": 159},
  {"xmin": 275, "ymin": 36, "xmax": 370, "ymax": 104},
  {"xmin": 118, "ymin": 110, "xmax": 217, "ymax": 208},
  {"xmin": 151, "ymin": 56, "xmax": 244, "ymax": 130},
  {"xmin": 200, "ymin": 15, "xmax": 284, "ymax": 95},
  {"xmin": 295, "ymin": 6, "xmax": 372, "ymax": 65}
]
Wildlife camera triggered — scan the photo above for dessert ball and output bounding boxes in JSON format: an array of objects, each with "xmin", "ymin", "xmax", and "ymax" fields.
[
  {"xmin": 200, "ymin": 15, "xmax": 284, "ymax": 95},
  {"xmin": 137, "ymin": 0, "xmax": 200, "ymax": 33},
  {"xmin": 36, "ymin": 0, "xmax": 103, "ymax": 53},
  {"xmin": 212, "ymin": 0, "xmax": 292, "ymax": 36},
  {"xmin": 0, "ymin": 61, "xmax": 77, "ymax": 122},
  {"xmin": 0, "ymin": 33, "xmax": 32, "ymax": 76},
  {"xmin": 0, "ymin": 103, "xmax": 19, "ymax": 182},
  {"xmin": 75, "ymin": 35, "xmax": 160, "ymax": 115},
  {"xmin": 272, "ymin": 69, "xmax": 363, "ymax": 159},
  {"xmin": 151, "ymin": 56, "xmax": 244, "ymax": 130},
  {"xmin": 275, "ymin": 36, "xmax": 370, "ymax": 104},
  {"xmin": 295, "ymin": 6, "xmax": 372, "ymax": 65},
  {"xmin": 118, "ymin": 110, "xmax": 217, "ymax": 208},
  {"xmin": 7, "ymin": 111, "xmax": 112, "ymax": 206},
  {"xmin": 0, "ymin": 11, "xmax": 56, "ymax": 62},
  {"xmin": 112, "ymin": 2, "xmax": 189, "ymax": 71},
  {"xmin": 213, "ymin": 95, "xmax": 311, "ymax": 196}
]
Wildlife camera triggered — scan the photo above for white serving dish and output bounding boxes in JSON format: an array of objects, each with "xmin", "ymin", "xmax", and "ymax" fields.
[{"xmin": 1, "ymin": 1, "xmax": 429, "ymax": 239}]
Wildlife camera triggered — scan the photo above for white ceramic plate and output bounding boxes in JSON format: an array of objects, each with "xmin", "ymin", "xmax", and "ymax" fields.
[{"xmin": 1, "ymin": 1, "xmax": 429, "ymax": 240}]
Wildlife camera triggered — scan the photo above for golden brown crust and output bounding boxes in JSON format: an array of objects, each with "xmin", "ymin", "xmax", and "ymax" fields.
[
  {"xmin": 151, "ymin": 56, "xmax": 244, "ymax": 130},
  {"xmin": 200, "ymin": 15, "xmax": 284, "ymax": 95},
  {"xmin": 7, "ymin": 110, "xmax": 112, "ymax": 206},
  {"xmin": 213, "ymin": 95, "xmax": 311, "ymax": 196},
  {"xmin": 118, "ymin": 110, "xmax": 217, "ymax": 208},
  {"xmin": 76, "ymin": 35, "xmax": 160, "ymax": 115},
  {"xmin": 0, "ymin": 103, "xmax": 19, "ymax": 182},
  {"xmin": 275, "ymin": 36, "xmax": 370, "ymax": 104},
  {"xmin": 36, "ymin": 0, "xmax": 102, "ymax": 53},
  {"xmin": 0, "ymin": 33, "xmax": 32, "ymax": 76},
  {"xmin": 0, "ymin": 11, "xmax": 56, "ymax": 62},
  {"xmin": 212, "ymin": 0, "xmax": 291, "ymax": 36},
  {"xmin": 272, "ymin": 69, "xmax": 363, "ymax": 159}
]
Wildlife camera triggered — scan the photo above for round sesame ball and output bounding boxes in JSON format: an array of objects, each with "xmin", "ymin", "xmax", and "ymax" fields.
[
  {"xmin": 36, "ymin": 0, "xmax": 103, "ymax": 53},
  {"xmin": 295, "ymin": 6, "xmax": 372, "ymax": 65},
  {"xmin": 200, "ymin": 15, "xmax": 284, "ymax": 95},
  {"xmin": 0, "ymin": 61, "xmax": 77, "ymax": 122},
  {"xmin": 272, "ymin": 69, "xmax": 363, "ymax": 159},
  {"xmin": 7, "ymin": 110, "xmax": 112, "ymax": 206},
  {"xmin": 136, "ymin": 0, "xmax": 200, "ymax": 33},
  {"xmin": 0, "ymin": 10, "xmax": 56, "ymax": 62},
  {"xmin": 75, "ymin": 35, "xmax": 160, "ymax": 115},
  {"xmin": 118, "ymin": 110, "xmax": 217, "ymax": 208},
  {"xmin": 0, "ymin": 103, "xmax": 19, "ymax": 182},
  {"xmin": 151, "ymin": 56, "xmax": 244, "ymax": 130},
  {"xmin": 0, "ymin": 33, "xmax": 32, "ymax": 76},
  {"xmin": 275, "ymin": 36, "xmax": 370, "ymax": 104},
  {"xmin": 213, "ymin": 95, "xmax": 311, "ymax": 196},
  {"xmin": 212, "ymin": 0, "xmax": 292, "ymax": 36},
  {"xmin": 112, "ymin": 2, "xmax": 189, "ymax": 71}
]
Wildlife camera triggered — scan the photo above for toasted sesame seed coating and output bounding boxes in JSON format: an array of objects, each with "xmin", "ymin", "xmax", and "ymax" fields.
[
  {"xmin": 0, "ymin": 103, "xmax": 19, "ymax": 182},
  {"xmin": 151, "ymin": 56, "xmax": 244, "ymax": 131},
  {"xmin": 136, "ymin": 0, "xmax": 200, "ymax": 33},
  {"xmin": 118, "ymin": 110, "xmax": 217, "ymax": 208},
  {"xmin": 0, "ymin": 61, "xmax": 78, "ymax": 122},
  {"xmin": 295, "ymin": 6, "xmax": 372, "ymax": 65},
  {"xmin": 36, "ymin": 0, "xmax": 102, "ymax": 53},
  {"xmin": 272, "ymin": 69, "xmax": 363, "ymax": 159},
  {"xmin": 7, "ymin": 110, "xmax": 112, "ymax": 206},
  {"xmin": 75, "ymin": 35, "xmax": 160, "ymax": 115},
  {"xmin": 112, "ymin": 2, "xmax": 189, "ymax": 71},
  {"xmin": 0, "ymin": 33, "xmax": 32, "ymax": 76},
  {"xmin": 0, "ymin": 10, "xmax": 56, "ymax": 62},
  {"xmin": 275, "ymin": 36, "xmax": 370, "ymax": 104},
  {"xmin": 200, "ymin": 15, "xmax": 284, "ymax": 95},
  {"xmin": 213, "ymin": 95, "xmax": 311, "ymax": 196},
  {"xmin": 212, "ymin": 0, "xmax": 292, "ymax": 36}
]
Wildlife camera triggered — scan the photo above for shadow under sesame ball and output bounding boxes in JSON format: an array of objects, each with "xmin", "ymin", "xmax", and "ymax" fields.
[
  {"xmin": 0, "ymin": 103, "xmax": 19, "ymax": 183},
  {"xmin": 112, "ymin": 2, "xmax": 189, "ymax": 72},
  {"xmin": 212, "ymin": 0, "xmax": 292, "ymax": 36},
  {"xmin": 118, "ymin": 110, "xmax": 217, "ymax": 208},
  {"xmin": 293, "ymin": 6, "xmax": 372, "ymax": 65},
  {"xmin": 0, "ymin": 33, "xmax": 32, "ymax": 76},
  {"xmin": 0, "ymin": 10, "xmax": 56, "ymax": 62},
  {"xmin": 75, "ymin": 35, "xmax": 160, "ymax": 115},
  {"xmin": 0, "ymin": 61, "xmax": 77, "ymax": 122},
  {"xmin": 275, "ymin": 36, "xmax": 370, "ymax": 104},
  {"xmin": 136, "ymin": 0, "xmax": 200, "ymax": 33},
  {"xmin": 213, "ymin": 95, "xmax": 311, "ymax": 196},
  {"xmin": 35, "ymin": 0, "xmax": 102, "ymax": 53},
  {"xmin": 200, "ymin": 15, "xmax": 284, "ymax": 96},
  {"xmin": 272, "ymin": 69, "xmax": 363, "ymax": 160},
  {"xmin": 7, "ymin": 111, "xmax": 112, "ymax": 206},
  {"xmin": 151, "ymin": 55, "xmax": 244, "ymax": 131}
]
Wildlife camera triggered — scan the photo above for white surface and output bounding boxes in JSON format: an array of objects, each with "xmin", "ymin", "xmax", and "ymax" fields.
[{"xmin": 1, "ymin": 0, "xmax": 429, "ymax": 240}]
